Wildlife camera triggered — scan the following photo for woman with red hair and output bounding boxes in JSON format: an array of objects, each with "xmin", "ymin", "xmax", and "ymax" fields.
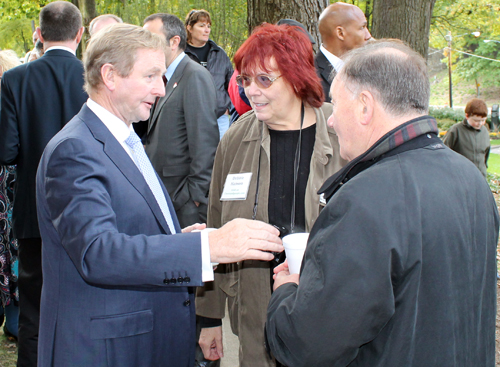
[{"xmin": 196, "ymin": 23, "xmax": 346, "ymax": 367}]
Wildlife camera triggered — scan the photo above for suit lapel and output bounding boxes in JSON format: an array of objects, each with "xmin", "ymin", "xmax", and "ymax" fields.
[
  {"xmin": 80, "ymin": 105, "xmax": 173, "ymax": 234},
  {"xmin": 317, "ymin": 51, "xmax": 335, "ymax": 84},
  {"xmin": 147, "ymin": 56, "xmax": 189, "ymax": 135}
]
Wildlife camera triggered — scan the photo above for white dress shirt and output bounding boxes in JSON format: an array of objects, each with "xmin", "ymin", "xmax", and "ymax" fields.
[{"xmin": 320, "ymin": 44, "xmax": 344, "ymax": 73}]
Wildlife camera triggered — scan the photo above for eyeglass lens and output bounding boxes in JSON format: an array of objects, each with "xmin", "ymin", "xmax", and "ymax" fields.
[{"xmin": 236, "ymin": 75, "xmax": 275, "ymax": 89}]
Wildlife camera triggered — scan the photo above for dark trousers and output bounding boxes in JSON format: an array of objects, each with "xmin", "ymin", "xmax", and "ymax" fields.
[{"xmin": 17, "ymin": 238, "xmax": 42, "ymax": 367}]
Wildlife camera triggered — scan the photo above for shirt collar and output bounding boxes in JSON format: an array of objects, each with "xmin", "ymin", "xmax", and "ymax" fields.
[
  {"xmin": 320, "ymin": 45, "xmax": 344, "ymax": 73},
  {"xmin": 86, "ymin": 98, "xmax": 133, "ymax": 143},
  {"xmin": 44, "ymin": 46, "xmax": 76, "ymax": 55},
  {"xmin": 165, "ymin": 52, "xmax": 186, "ymax": 81}
]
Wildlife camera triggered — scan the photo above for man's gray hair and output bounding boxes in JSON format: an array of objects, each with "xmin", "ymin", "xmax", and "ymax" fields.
[
  {"xmin": 144, "ymin": 13, "xmax": 187, "ymax": 51},
  {"xmin": 88, "ymin": 14, "xmax": 123, "ymax": 36},
  {"xmin": 83, "ymin": 23, "xmax": 166, "ymax": 95},
  {"xmin": 338, "ymin": 39, "xmax": 430, "ymax": 116}
]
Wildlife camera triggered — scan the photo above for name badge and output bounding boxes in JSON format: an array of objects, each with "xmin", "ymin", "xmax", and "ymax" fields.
[{"xmin": 220, "ymin": 173, "xmax": 253, "ymax": 201}]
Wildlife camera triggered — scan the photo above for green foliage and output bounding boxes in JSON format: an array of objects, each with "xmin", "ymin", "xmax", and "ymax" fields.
[
  {"xmin": 430, "ymin": 0, "xmax": 500, "ymax": 88},
  {"xmin": 429, "ymin": 106, "xmax": 465, "ymax": 122},
  {"xmin": 0, "ymin": 19, "xmax": 34, "ymax": 54},
  {"xmin": 95, "ymin": 0, "xmax": 247, "ymax": 59}
]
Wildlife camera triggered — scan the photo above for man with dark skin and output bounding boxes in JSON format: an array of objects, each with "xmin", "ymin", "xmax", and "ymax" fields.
[{"xmin": 315, "ymin": 2, "xmax": 372, "ymax": 101}]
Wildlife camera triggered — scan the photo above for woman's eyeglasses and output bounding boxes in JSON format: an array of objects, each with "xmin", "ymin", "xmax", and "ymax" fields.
[{"xmin": 236, "ymin": 74, "xmax": 282, "ymax": 89}]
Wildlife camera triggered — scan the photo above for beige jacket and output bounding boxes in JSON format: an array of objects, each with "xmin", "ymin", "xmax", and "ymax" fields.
[{"xmin": 196, "ymin": 103, "xmax": 346, "ymax": 365}]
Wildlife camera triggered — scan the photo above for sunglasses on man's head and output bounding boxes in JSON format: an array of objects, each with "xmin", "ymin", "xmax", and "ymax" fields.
[{"xmin": 235, "ymin": 74, "xmax": 282, "ymax": 89}]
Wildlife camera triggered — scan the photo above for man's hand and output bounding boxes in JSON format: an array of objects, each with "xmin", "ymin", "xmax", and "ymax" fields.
[
  {"xmin": 181, "ymin": 223, "xmax": 206, "ymax": 233},
  {"xmin": 199, "ymin": 326, "xmax": 223, "ymax": 361},
  {"xmin": 273, "ymin": 260, "xmax": 300, "ymax": 291},
  {"xmin": 208, "ymin": 218, "xmax": 283, "ymax": 264}
]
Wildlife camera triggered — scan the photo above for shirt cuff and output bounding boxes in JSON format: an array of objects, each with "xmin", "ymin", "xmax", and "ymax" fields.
[{"xmin": 201, "ymin": 228, "xmax": 215, "ymax": 282}]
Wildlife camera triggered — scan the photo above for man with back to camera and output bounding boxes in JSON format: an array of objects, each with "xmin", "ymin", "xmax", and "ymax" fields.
[
  {"xmin": 142, "ymin": 13, "xmax": 219, "ymax": 229},
  {"xmin": 266, "ymin": 39, "xmax": 499, "ymax": 366},
  {"xmin": 315, "ymin": 2, "xmax": 372, "ymax": 101},
  {"xmin": 36, "ymin": 23, "xmax": 282, "ymax": 367},
  {"xmin": 0, "ymin": 2, "xmax": 87, "ymax": 365}
]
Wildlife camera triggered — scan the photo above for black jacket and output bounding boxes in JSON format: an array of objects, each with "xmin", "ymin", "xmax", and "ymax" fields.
[
  {"xmin": 186, "ymin": 40, "xmax": 233, "ymax": 118},
  {"xmin": 267, "ymin": 116, "xmax": 499, "ymax": 367},
  {"xmin": 0, "ymin": 49, "xmax": 87, "ymax": 238},
  {"xmin": 314, "ymin": 50, "xmax": 336, "ymax": 102}
]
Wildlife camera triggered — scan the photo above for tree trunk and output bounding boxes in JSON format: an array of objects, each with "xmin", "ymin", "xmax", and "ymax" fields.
[
  {"xmin": 247, "ymin": 0, "xmax": 329, "ymax": 52},
  {"xmin": 372, "ymin": 0, "xmax": 436, "ymax": 59},
  {"xmin": 77, "ymin": 0, "xmax": 96, "ymax": 57}
]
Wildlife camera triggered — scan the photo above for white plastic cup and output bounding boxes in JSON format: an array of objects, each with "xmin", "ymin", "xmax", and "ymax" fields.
[{"xmin": 282, "ymin": 233, "xmax": 309, "ymax": 274}]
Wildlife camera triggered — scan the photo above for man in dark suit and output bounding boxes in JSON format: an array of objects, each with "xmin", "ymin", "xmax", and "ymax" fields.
[
  {"xmin": 0, "ymin": 2, "xmax": 87, "ymax": 365},
  {"xmin": 36, "ymin": 23, "xmax": 282, "ymax": 367},
  {"xmin": 143, "ymin": 13, "xmax": 219, "ymax": 228},
  {"xmin": 315, "ymin": 2, "xmax": 371, "ymax": 101}
]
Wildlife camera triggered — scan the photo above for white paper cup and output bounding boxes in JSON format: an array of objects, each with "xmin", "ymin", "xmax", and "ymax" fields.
[{"xmin": 283, "ymin": 233, "xmax": 309, "ymax": 274}]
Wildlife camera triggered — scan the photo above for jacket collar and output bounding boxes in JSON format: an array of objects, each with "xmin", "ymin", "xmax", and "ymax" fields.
[
  {"xmin": 241, "ymin": 105, "xmax": 335, "ymax": 164},
  {"xmin": 319, "ymin": 115, "xmax": 439, "ymax": 200}
]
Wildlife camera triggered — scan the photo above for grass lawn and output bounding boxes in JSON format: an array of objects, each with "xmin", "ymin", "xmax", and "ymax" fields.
[
  {"xmin": 491, "ymin": 139, "xmax": 500, "ymax": 146},
  {"xmin": 488, "ymin": 153, "xmax": 500, "ymax": 175}
]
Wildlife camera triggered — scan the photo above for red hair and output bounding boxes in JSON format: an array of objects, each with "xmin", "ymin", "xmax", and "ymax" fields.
[{"xmin": 234, "ymin": 23, "xmax": 324, "ymax": 108}]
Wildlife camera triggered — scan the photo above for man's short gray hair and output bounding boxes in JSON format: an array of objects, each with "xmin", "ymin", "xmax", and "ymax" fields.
[
  {"xmin": 338, "ymin": 39, "xmax": 430, "ymax": 116},
  {"xmin": 88, "ymin": 14, "xmax": 123, "ymax": 36},
  {"xmin": 83, "ymin": 23, "xmax": 166, "ymax": 95}
]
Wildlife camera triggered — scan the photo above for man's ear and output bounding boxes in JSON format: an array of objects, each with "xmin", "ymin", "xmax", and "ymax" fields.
[
  {"xmin": 336, "ymin": 26, "xmax": 345, "ymax": 41},
  {"xmin": 75, "ymin": 26, "xmax": 85, "ymax": 45},
  {"xmin": 358, "ymin": 90, "xmax": 375, "ymax": 125},
  {"xmin": 36, "ymin": 28, "xmax": 44, "ymax": 44},
  {"xmin": 169, "ymin": 35, "xmax": 181, "ymax": 50},
  {"xmin": 100, "ymin": 64, "xmax": 116, "ymax": 91}
]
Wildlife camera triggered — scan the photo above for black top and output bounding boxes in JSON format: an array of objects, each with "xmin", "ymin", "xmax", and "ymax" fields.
[
  {"xmin": 186, "ymin": 43, "xmax": 210, "ymax": 67},
  {"xmin": 268, "ymin": 123, "xmax": 316, "ymax": 236}
]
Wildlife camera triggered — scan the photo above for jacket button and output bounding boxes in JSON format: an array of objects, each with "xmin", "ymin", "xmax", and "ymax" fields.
[
  {"xmin": 177, "ymin": 276, "xmax": 184, "ymax": 284},
  {"xmin": 183, "ymin": 299, "xmax": 191, "ymax": 307},
  {"xmin": 184, "ymin": 277, "xmax": 190, "ymax": 283},
  {"xmin": 163, "ymin": 278, "xmax": 170, "ymax": 284},
  {"xmin": 170, "ymin": 278, "xmax": 177, "ymax": 284}
]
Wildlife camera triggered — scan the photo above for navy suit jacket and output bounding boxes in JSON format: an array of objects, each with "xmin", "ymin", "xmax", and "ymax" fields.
[
  {"xmin": 0, "ymin": 49, "xmax": 88, "ymax": 239},
  {"xmin": 36, "ymin": 104, "xmax": 203, "ymax": 367}
]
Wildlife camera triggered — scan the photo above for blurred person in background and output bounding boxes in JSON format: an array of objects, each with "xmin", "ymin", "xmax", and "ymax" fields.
[
  {"xmin": 443, "ymin": 98, "xmax": 490, "ymax": 178},
  {"xmin": 315, "ymin": 2, "xmax": 372, "ymax": 101},
  {"xmin": 0, "ymin": 2, "xmax": 87, "ymax": 365},
  {"xmin": 88, "ymin": 14, "xmax": 123, "ymax": 37},
  {"xmin": 27, "ymin": 40, "xmax": 44, "ymax": 62},
  {"xmin": 196, "ymin": 23, "xmax": 347, "ymax": 367},
  {"xmin": 185, "ymin": 9, "xmax": 233, "ymax": 138},
  {"xmin": 0, "ymin": 49, "xmax": 21, "ymax": 342}
]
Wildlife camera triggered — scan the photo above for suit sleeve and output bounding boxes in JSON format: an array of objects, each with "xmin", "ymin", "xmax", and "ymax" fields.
[
  {"xmin": 182, "ymin": 67, "xmax": 219, "ymax": 205},
  {"xmin": 39, "ymin": 137, "xmax": 203, "ymax": 287},
  {"xmin": 196, "ymin": 134, "xmax": 229, "ymax": 319},
  {"xmin": 0, "ymin": 72, "xmax": 20, "ymax": 165},
  {"xmin": 266, "ymin": 183, "xmax": 399, "ymax": 366}
]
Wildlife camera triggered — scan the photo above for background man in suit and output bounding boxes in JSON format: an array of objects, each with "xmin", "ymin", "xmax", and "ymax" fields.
[
  {"xmin": 315, "ymin": 2, "xmax": 371, "ymax": 101},
  {"xmin": 143, "ymin": 13, "xmax": 219, "ymax": 228},
  {"xmin": 36, "ymin": 23, "xmax": 282, "ymax": 367},
  {"xmin": 267, "ymin": 40, "xmax": 499, "ymax": 366},
  {"xmin": 0, "ymin": 2, "xmax": 87, "ymax": 365}
]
